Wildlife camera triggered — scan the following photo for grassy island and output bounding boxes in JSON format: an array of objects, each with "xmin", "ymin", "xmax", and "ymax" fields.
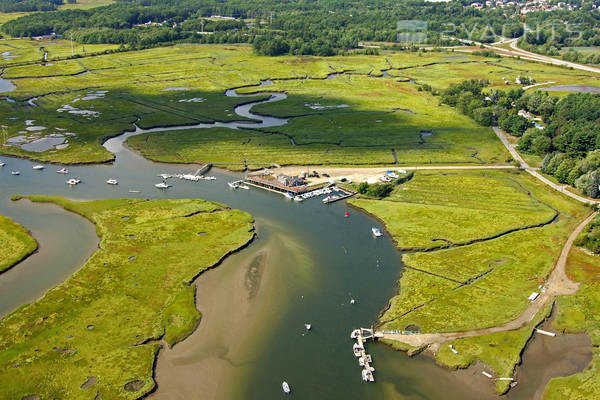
[
  {"xmin": 0, "ymin": 196, "xmax": 254, "ymax": 399},
  {"xmin": 0, "ymin": 214, "xmax": 37, "ymax": 273}
]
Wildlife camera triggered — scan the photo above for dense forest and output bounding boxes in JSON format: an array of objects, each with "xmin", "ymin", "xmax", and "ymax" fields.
[
  {"xmin": 1, "ymin": 0, "xmax": 598, "ymax": 57},
  {"xmin": 0, "ymin": 0, "xmax": 61, "ymax": 13},
  {"xmin": 441, "ymin": 80, "xmax": 600, "ymax": 198}
]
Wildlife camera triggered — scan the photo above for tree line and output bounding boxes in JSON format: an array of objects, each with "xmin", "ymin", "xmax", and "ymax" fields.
[
  {"xmin": 3, "ymin": 0, "xmax": 597, "ymax": 56},
  {"xmin": 440, "ymin": 79, "xmax": 600, "ymax": 198}
]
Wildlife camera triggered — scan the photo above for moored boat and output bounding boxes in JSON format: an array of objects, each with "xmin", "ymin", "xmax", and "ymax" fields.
[
  {"xmin": 282, "ymin": 381, "xmax": 291, "ymax": 394},
  {"xmin": 32, "ymin": 165, "xmax": 44, "ymax": 170},
  {"xmin": 372, "ymin": 227, "xmax": 382, "ymax": 237},
  {"xmin": 305, "ymin": 323, "xmax": 311, "ymax": 331},
  {"xmin": 293, "ymin": 196, "xmax": 304, "ymax": 202},
  {"xmin": 56, "ymin": 168, "xmax": 69, "ymax": 174},
  {"xmin": 155, "ymin": 182, "xmax": 171, "ymax": 189},
  {"xmin": 228, "ymin": 181, "xmax": 239, "ymax": 189},
  {"xmin": 106, "ymin": 179, "xmax": 118, "ymax": 185},
  {"xmin": 66, "ymin": 178, "xmax": 81, "ymax": 185},
  {"xmin": 11, "ymin": 171, "xmax": 20, "ymax": 175},
  {"xmin": 284, "ymin": 192, "xmax": 294, "ymax": 199}
]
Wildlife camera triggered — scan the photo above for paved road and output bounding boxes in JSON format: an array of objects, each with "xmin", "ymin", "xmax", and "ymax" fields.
[
  {"xmin": 492, "ymin": 127, "xmax": 599, "ymax": 205},
  {"xmin": 383, "ymin": 127, "xmax": 599, "ymax": 348}
]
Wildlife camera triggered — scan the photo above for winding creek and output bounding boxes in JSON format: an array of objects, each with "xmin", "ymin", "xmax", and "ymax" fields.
[{"xmin": 0, "ymin": 83, "xmax": 592, "ymax": 399}]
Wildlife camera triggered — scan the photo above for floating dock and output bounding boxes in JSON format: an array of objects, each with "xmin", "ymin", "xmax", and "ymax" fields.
[{"xmin": 351, "ymin": 328, "xmax": 376, "ymax": 382}]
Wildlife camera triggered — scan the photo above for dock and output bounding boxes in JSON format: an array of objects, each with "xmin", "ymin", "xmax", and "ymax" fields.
[
  {"xmin": 351, "ymin": 328, "xmax": 377, "ymax": 382},
  {"xmin": 322, "ymin": 187, "xmax": 355, "ymax": 204},
  {"xmin": 194, "ymin": 163, "xmax": 212, "ymax": 176}
]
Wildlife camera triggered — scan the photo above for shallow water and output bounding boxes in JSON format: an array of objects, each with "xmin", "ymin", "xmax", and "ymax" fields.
[
  {"xmin": 0, "ymin": 78, "xmax": 16, "ymax": 93},
  {"xmin": 541, "ymin": 85, "xmax": 600, "ymax": 93},
  {"xmin": 0, "ymin": 85, "xmax": 592, "ymax": 400}
]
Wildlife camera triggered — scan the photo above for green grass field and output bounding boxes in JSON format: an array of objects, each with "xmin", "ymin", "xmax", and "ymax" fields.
[
  {"xmin": 349, "ymin": 170, "xmax": 589, "ymax": 388},
  {"xmin": 0, "ymin": 214, "xmax": 37, "ymax": 273},
  {"xmin": 0, "ymin": 196, "xmax": 254, "ymax": 399},
  {"xmin": 0, "ymin": 43, "xmax": 596, "ymax": 165}
]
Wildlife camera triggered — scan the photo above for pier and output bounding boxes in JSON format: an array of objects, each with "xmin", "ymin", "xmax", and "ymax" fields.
[
  {"xmin": 194, "ymin": 163, "xmax": 212, "ymax": 176},
  {"xmin": 351, "ymin": 328, "xmax": 377, "ymax": 382}
]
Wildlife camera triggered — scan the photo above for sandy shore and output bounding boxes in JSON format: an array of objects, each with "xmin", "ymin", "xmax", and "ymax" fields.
[{"xmin": 273, "ymin": 165, "xmax": 516, "ymax": 185}]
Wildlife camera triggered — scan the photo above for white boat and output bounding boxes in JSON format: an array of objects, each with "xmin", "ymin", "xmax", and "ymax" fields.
[
  {"xmin": 293, "ymin": 196, "xmax": 304, "ymax": 202},
  {"xmin": 106, "ymin": 179, "xmax": 118, "ymax": 185},
  {"xmin": 0, "ymin": 161, "xmax": 5, "ymax": 167},
  {"xmin": 282, "ymin": 381, "xmax": 291, "ymax": 394},
  {"xmin": 56, "ymin": 168, "xmax": 69, "ymax": 174},
  {"xmin": 128, "ymin": 190, "xmax": 141, "ymax": 193},
  {"xmin": 204, "ymin": 176, "xmax": 216, "ymax": 180},
  {"xmin": 359, "ymin": 357, "xmax": 365, "ymax": 367},
  {"xmin": 351, "ymin": 329, "xmax": 360, "ymax": 339},
  {"xmin": 284, "ymin": 192, "xmax": 294, "ymax": 199},
  {"xmin": 350, "ymin": 298, "xmax": 356, "ymax": 305},
  {"xmin": 239, "ymin": 184, "xmax": 250, "ymax": 190},
  {"xmin": 372, "ymin": 227, "xmax": 382, "ymax": 237},
  {"xmin": 305, "ymin": 323, "xmax": 311, "ymax": 331},
  {"xmin": 66, "ymin": 178, "xmax": 81, "ymax": 185},
  {"xmin": 32, "ymin": 165, "xmax": 44, "ymax": 170},
  {"xmin": 158, "ymin": 173, "xmax": 171, "ymax": 179},
  {"xmin": 228, "ymin": 182, "xmax": 239, "ymax": 189},
  {"xmin": 11, "ymin": 171, "xmax": 20, "ymax": 175},
  {"xmin": 362, "ymin": 368, "xmax": 374, "ymax": 382},
  {"xmin": 155, "ymin": 182, "xmax": 171, "ymax": 189}
]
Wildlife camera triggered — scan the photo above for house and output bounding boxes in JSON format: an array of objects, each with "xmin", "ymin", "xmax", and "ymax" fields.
[{"xmin": 277, "ymin": 174, "xmax": 305, "ymax": 187}]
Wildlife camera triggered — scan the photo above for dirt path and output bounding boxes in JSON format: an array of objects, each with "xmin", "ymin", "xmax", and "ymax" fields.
[
  {"xmin": 382, "ymin": 210, "xmax": 598, "ymax": 347},
  {"xmin": 384, "ymin": 127, "xmax": 598, "ymax": 347}
]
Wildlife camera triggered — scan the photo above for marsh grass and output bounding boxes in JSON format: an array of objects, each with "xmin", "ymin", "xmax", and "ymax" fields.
[
  {"xmin": 0, "ymin": 196, "xmax": 254, "ymax": 399},
  {"xmin": 0, "ymin": 214, "xmax": 37, "ymax": 273}
]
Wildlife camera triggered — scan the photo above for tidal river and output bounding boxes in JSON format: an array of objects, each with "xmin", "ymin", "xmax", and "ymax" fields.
[{"xmin": 0, "ymin": 86, "xmax": 590, "ymax": 400}]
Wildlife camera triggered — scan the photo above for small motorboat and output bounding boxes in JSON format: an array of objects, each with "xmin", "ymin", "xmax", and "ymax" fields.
[
  {"xmin": 372, "ymin": 227, "xmax": 382, "ymax": 237},
  {"xmin": 56, "ymin": 168, "xmax": 69, "ymax": 174},
  {"xmin": 227, "ymin": 182, "xmax": 239, "ymax": 189},
  {"xmin": 351, "ymin": 329, "xmax": 360, "ymax": 339},
  {"xmin": 0, "ymin": 161, "xmax": 5, "ymax": 167},
  {"xmin": 359, "ymin": 357, "xmax": 365, "ymax": 367},
  {"xmin": 282, "ymin": 381, "xmax": 291, "ymax": 394},
  {"xmin": 239, "ymin": 184, "xmax": 250, "ymax": 190},
  {"xmin": 106, "ymin": 179, "xmax": 118, "ymax": 185},
  {"xmin": 284, "ymin": 192, "xmax": 294, "ymax": 200},
  {"xmin": 128, "ymin": 190, "xmax": 141, "ymax": 193},
  {"xmin": 11, "ymin": 171, "xmax": 20, "ymax": 175},
  {"xmin": 32, "ymin": 165, "xmax": 44, "ymax": 170},
  {"xmin": 345, "ymin": 211, "xmax": 350, "ymax": 217},
  {"xmin": 293, "ymin": 196, "xmax": 304, "ymax": 202},
  {"xmin": 353, "ymin": 344, "xmax": 362, "ymax": 357},
  {"xmin": 155, "ymin": 182, "xmax": 171, "ymax": 189},
  {"xmin": 350, "ymin": 298, "xmax": 355, "ymax": 305},
  {"xmin": 204, "ymin": 176, "xmax": 216, "ymax": 180},
  {"xmin": 305, "ymin": 323, "xmax": 312, "ymax": 331},
  {"xmin": 66, "ymin": 178, "xmax": 81, "ymax": 185}
]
